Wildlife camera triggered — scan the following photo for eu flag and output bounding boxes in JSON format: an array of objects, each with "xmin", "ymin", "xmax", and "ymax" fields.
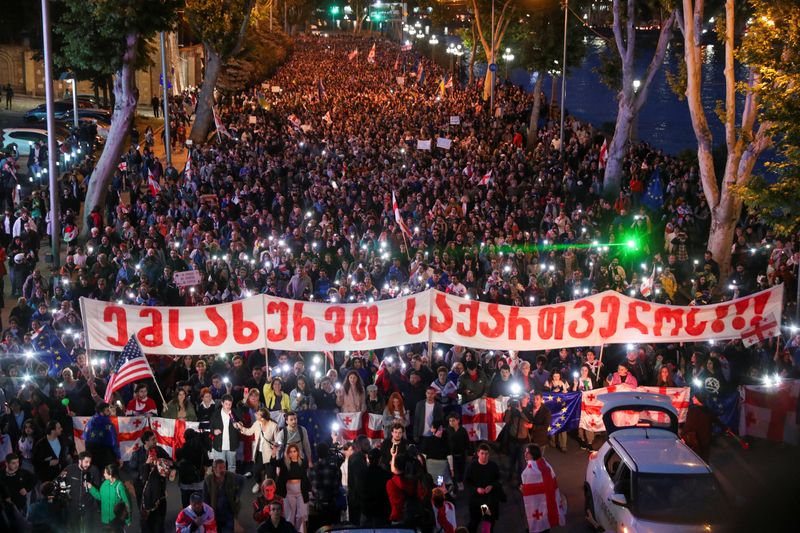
[
  {"xmin": 706, "ymin": 391, "xmax": 740, "ymax": 435},
  {"xmin": 297, "ymin": 410, "xmax": 339, "ymax": 460},
  {"xmin": 642, "ymin": 167, "xmax": 664, "ymax": 211},
  {"xmin": 540, "ymin": 391, "xmax": 582, "ymax": 436},
  {"xmin": 32, "ymin": 325, "xmax": 75, "ymax": 377}
]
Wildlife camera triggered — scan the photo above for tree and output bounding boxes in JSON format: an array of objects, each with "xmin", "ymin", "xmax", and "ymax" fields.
[
  {"xmin": 603, "ymin": 1, "xmax": 676, "ymax": 197},
  {"xmin": 467, "ymin": 0, "xmax": 518, "ymax": 101},
  {"xmin": 734, "ymin": 0, "xmax": 800, "ymax": 237},
  {"xmin": 56, "ymin": 0, "xmax": 178, "ymax": 237},
  {"xmin": 677, "ymin": 0, "xmax": 772, "ymax": 279},
  {"xmin": 511, "ymin": 0, "xmax": 586, "ymax": 148},
  {"xmin": 186, "ymin": 0, "xmax": 258, "ymax": 144}
]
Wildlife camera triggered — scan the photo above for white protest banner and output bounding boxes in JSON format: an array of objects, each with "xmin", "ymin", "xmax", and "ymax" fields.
[
  {"xmin": 450, "ymin": 115, "xmax": 461, "ymax": 125},
  {"xmin": 417, "ymin": 139, "xmax": 432, "ymax": 151},
  {"xmin": 81, "ymin": 285, "xmax": 783, "ymax": 354},
  {"xmin": 173, "ymin": 270, "xmax": 203, "ymax": 288},
  {"xmin": 82, "ymin": 297, "xmax": 267, "ymax": 355},
  {"xmin": 436, "ymin": 137, "xmax": 452, "ymax": 150}
]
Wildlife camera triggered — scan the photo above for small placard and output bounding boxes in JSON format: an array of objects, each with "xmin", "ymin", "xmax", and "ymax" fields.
[
  {"xmin": 449, "ymin": 115, "xmax": 461, "ymax": 125},
  {"xmin": 417, "ymin": 139, "xmax": 431, "ymax": 151},
  {"xmin": 271, "ymin": 86, "xmax": 282, "ymax": 93},
  {"xmin": 173, "ymin": 270, "xmax": 203, "ymax": 287},
  {"xmin": 436, "ymin": 137, "xmax": 452, "ymax": 150},
  {"xmin": 248, "ymin": 115, "xmax": 257, "ymax": 124}
]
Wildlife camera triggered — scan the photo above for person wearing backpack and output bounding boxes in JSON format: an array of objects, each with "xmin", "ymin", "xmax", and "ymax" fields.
[
  {"xmin": 276, "ymin": 411, "xmax": 312, "ymax": 465},
  {"xmin": 86, "ymin": 463, "xmax": 131, "ymax": 528}
]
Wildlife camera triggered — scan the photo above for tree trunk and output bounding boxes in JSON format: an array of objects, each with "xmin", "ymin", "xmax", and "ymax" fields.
[
  {"xmin": 603, "ymin": 99, "xmax": 634, "ymax": 197},
  {"xmin": 527, "ymin": 73, "xmax": 543, "ymax": 150},
  {"xmin": 168, "ymin": 31, "xmax": 184, "ymax": 95},
  {"xmin": 482, "ymin": 69, "xmax": 492, "ymax": 101},
  {"xmin": 189, "ymin": 43, "xmax": 222, "ymax": 144},
  {"xmin": 707, "ymin": 189, "xmax": 741, "ymax": 281},
  {"xmin": 81, "ymin": 33, "xmax": 140, "ymax": 239}
]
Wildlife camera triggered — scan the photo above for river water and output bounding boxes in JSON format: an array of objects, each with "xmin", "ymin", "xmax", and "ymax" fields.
[{"xmin": 498, "ymin": 35, "xmax": 745, "ymax": 155}]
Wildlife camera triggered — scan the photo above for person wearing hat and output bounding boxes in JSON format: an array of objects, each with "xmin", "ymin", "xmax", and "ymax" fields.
[{"xmin": 365, "ymin": 383, "xmax": 385, "ymax": 415}]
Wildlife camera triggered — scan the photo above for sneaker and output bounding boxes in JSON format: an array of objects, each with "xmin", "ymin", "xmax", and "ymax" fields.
[
  {"xmin": 252, "ymin": 483, "xmax": 260, "ymax": 494},
  {"xmin": 244, "ymin": 471, "xmax": 253, "ymax": 478}
]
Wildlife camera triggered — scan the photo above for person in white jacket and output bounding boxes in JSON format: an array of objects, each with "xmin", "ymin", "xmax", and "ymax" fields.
[{"xmin": 235, "ymin": 407, "xmax": 279, "ymax": 494}]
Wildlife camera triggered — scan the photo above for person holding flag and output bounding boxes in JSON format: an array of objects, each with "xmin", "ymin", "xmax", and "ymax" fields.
[{"xmin": 520, "ymin": 444, "xmax": 566, "ymax": 533}]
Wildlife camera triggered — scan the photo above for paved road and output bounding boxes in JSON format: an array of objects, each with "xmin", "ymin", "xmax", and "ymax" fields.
[{"xmin": 111, "ymin": 432, "xmax": 795, "ymax": 532}]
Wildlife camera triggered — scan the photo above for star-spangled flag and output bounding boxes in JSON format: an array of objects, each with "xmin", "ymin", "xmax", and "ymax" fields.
[
  {"xmin": 392, "ymin": 191, "xmax": 412, "ymax": 239},
  {"xmin": 367, "ymin": 43, "xmax": 376, "ymax": 64},
  {"xmin": 147, "ymin": 167, "xmax": 161, "ymax": 197},
  {"xmin": 539, "ymin": 391, "xmax": 582, "ymax": 436},
  {"xmin": 104, "ymin": 336, "xmax": 156, "ymax": 403},
  {"xmin": 32, "ymin": 324, "xmax": 75, "ymax": 378}
]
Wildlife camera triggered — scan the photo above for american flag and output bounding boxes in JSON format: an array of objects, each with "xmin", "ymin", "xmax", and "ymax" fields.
[{"xmin": 104, "ymin": 336, "xmax": 155, "ymax": 403}]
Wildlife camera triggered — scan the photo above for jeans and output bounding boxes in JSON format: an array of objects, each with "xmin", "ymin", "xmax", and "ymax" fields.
[
  {"xmin": 506, "ymin": 438, "xmax": 527, "ymax": 483},
  {"xmin": 211, "ymin": 450, "xmax": 237, "ymax": 472}
]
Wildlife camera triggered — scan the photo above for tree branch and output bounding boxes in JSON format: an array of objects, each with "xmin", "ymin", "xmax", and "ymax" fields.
[
  {"xmin": 612, "ymin": 0, "xmax": 628, "ymax": 60},
  {"xmin": 723, "ymin": 0, "xmax": 736, "ymax": 151},
  {"xmin": 635, "ymin": 11, "xmax": 676, "ymax": 111},
  {"xmin": 625, "ymin": 0, "xmax": 635, "ymax": 65}
]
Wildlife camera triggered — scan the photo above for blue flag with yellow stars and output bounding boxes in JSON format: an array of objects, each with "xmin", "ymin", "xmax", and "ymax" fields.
[
  {"xmin": 642, "ymin": 167, "xmax": 664, "ymax": 211},
  {"xmin": 32, "ymin": 324, "xmax": 75, "ymax": 377},
  {"xmin": 297, "ymin": 410, "xmax": 339, "ymax": 460},
  {"xmin": 539, "ymin": 391, "xmax": 582, "ymax": 436}
]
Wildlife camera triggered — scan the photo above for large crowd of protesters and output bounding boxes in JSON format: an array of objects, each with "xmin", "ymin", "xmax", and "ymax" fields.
[{"xmin": 0, "ymin": 33, "xmax": 799, "ymax": 533}]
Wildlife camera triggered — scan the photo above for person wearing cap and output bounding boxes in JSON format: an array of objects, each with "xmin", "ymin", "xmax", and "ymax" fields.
[{"xmin": 457, "ymin": 360, "xmax": 488, "ymax": 404}]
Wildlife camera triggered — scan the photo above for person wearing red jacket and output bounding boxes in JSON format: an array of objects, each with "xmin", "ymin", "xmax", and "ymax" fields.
[
  {"xmin": 374, "ymin": 358, "xmax": 404, "ymax": 397},
  {"xmin": 386, "ymin": 448, "xmax": 426, "ymax": 524}
]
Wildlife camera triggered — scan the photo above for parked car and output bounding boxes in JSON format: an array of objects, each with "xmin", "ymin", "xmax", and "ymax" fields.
[
  {"xmin": 60, "ymin": 107, "xmax": 112, "ymax": 124},
  {"xmin": 0, "ymin": 128, "xmax": 49, "ymax": 157},
  {"xmin": 23, "ymin": 101, "xmax": 72, "ymax": 122},
  {"xmin": 61, "ymin": 93, "xmax": 106, "ymax": 108},
  {"xmin": 584, "ymin": 392, "xmax": 730, "ymax": 532}
]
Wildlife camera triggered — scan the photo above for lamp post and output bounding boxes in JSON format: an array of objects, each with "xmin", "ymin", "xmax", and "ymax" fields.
[
  {"xmin": 429, "ymin": 35, "xmax": 438, "ymax": 63},
  {"xmin": 41, "ymin": 0, "xmax": 60, "ymax": 268},
  {"xmin": 69, "ymin": 78, "xmax": 79, "ymax": 130},
  {"xmin": 559, "ymin": 0, "xmax": 568, "ymax": 156},
  {"xmin": 502, "ymin": 47, "xmax": 514, "ymax": 79}
]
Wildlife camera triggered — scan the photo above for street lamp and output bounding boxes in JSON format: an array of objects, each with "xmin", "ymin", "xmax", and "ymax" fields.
[
  {"xmin": 66, "ymin": 77, "xmax": 79, "ymax": 130},
  {"xmin": 633, "ymin": 79, "xmax": 641, "ymax": 92},
  {"xmin": 429, "ymin": 35, "xmax": 438, "ymax": 60},
  {"xmin": 502, "ymin": 47, "xmax": 514, "ymax": 78},
  {"xmin": 559, "ymin": 0, "xmax": 569, "ymax": 156}
]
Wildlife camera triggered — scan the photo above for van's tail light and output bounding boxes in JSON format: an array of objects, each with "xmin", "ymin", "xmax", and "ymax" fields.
[{"xmin": 588, "ymin": 451, "xmax": 599, "ymax": 460}]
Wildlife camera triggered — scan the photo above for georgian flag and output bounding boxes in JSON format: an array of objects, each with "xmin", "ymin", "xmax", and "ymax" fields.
[
  {"xmin": 212, "ymin": 105, "xmax": 232, "ymax": 138},
  {"xmin": 147, "ymin": 168, "xmax": 161, "ymax": 197},
  {"xmin": 479, "ymin": 170, "xmax": 492, "ymax": 186},
  {"xmin": 348, "ymin": 49, "xmax": 359, "ymax": 61},
  {"xmin": 640, "ymin": 266, "xmax": 656, "ymax": 297},
  {"xmin": 367, "ymin": 43, "xmax": 376, "ymax": 64},
  {"xmin": 579, "ymin": 385, "xmax": 690, "ymax": 432},
  {"xmin": 149, "ymin": 417, "xmax": 201, "ymax": 459},
  {"xmin": 392, "ymin": 191, "xmax": 412, "ymax": 238},
  {"xmin": 73, "ymin": 416, "xmax": 149, "ymax": 461},
  {"xmin": 741, "ymin": 314, "xmax": 780, "ymax": 347},
  {"xmin": 462, "ymin": 397, "xmax": 508, "ymax": 441},
  {"xmin": 336, "ymin": 412, "xmax": 363, "ymax": 441},
  {"xmin": 599, "ymin": 138, "xmax": 608, "ymax": 169},
  {"xmin": 522, "ymin": 458, "xmax": 566, "ymax": 532},
  {"xmin": 364, "ymin": 412, "xmax": 384, "ymax": 448},
  {"xmin": 740, "ymin": 380, "xmax": 800, "ymax": 444}
]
